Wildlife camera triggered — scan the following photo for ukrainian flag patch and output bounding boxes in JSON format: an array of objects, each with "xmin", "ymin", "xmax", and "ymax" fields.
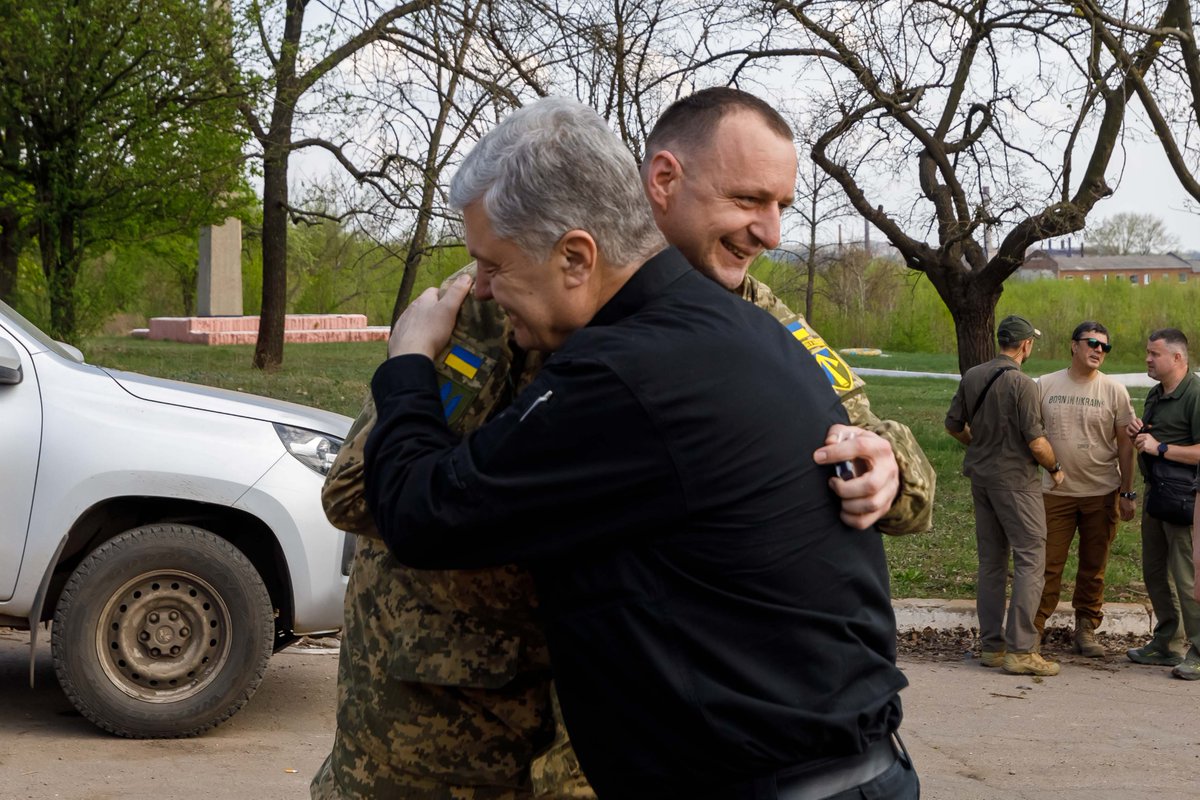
[
  {"xmin": 444, "ymin": 344, "xmax": 483, "ymax": 380},
  {"xmin": 785, "ymin": 320, "xmax": 855, "ymax": 392}
]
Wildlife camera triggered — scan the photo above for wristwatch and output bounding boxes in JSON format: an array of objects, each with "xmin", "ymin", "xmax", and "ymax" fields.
[
  {"xmin": 1158, "ymin": 442, "xmax": 1169, "ymax": 457},
  {"xmin": 1120, "ymin": 491, "xmax": 1137, "ymax": 500},
  {"xmin": 1048, "ymin": 462, "xmax": 1062, "ymax": 474}
]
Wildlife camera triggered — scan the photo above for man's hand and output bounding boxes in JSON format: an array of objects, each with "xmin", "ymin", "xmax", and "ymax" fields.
[
  {"xmin": 1126, "ymin": 418, "xmax": 1145, "ymax": 439},
  {"xmin": 1051, "ymin": 469, "xmax": 1066, "ymax": 488},
  {"xmin": 1134, "ymin": 431, "xmax": 1161, "ymax": 456},
  {"xmin": 1118, "ymin": 496, "xmax": 1136, "ymax": 522},
  {"xmin": 387, "ymin": 274, "xmax": 473, "ymax": 360},
  {"xmin": 813, "ymin": 424, "xmax": 900, "ymax": 530}
]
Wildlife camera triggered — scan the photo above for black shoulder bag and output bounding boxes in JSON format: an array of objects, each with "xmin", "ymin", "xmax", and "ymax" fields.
[{"xmin": 1143, "ymin": 404, "xmax": 1199, "ymax": 526}]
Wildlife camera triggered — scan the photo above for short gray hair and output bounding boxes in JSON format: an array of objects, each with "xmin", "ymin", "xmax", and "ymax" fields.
[{"xmin": 449, "ymin": 97, "xmax": 664, "ymax": 265}]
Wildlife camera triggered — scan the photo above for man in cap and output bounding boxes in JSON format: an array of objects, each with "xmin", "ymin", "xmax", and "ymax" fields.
[{"xmin": 946, "ymin": 315, "xmax": 1064, "ymax": 677}]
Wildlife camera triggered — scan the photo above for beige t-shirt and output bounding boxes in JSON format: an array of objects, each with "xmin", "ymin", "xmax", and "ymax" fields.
[{"xmin": 1038, "ymin": 368, "xmax": 1136, "ymax": 496}]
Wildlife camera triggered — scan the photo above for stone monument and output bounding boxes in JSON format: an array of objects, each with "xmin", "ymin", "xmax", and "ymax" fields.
[{"xmin": 197, "ymin": 218, "xmax": 243, "ymax": 316}]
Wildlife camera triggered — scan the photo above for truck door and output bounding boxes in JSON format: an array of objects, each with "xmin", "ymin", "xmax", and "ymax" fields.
[{"xmin": 0, "ymin": 328, "xmax": 42, "ymax": 601}]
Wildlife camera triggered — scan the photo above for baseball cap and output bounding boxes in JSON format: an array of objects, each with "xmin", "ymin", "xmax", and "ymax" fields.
[{"xmin": 997, "ymin": 315, "xmax": 1041, "ymax": 345}]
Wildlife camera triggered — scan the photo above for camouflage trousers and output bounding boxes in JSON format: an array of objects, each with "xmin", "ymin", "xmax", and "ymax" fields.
[
  {"xmin": 528, "ymin": 688, "xmax": 595, "ymax": 799},
  {"xmin": 311, "ymin": 537, "xmax": 556, "ymax": 800}
]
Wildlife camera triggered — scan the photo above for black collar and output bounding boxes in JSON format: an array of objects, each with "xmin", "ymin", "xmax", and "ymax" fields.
[{"xmin": 587, "ymin": 247, "xmax": 692, "ymax": 329}]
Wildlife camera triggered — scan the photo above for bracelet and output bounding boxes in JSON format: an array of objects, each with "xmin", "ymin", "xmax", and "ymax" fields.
[{"xmin": 1120, "ymin": 491, "xmax": 1137, "ymax": 500}]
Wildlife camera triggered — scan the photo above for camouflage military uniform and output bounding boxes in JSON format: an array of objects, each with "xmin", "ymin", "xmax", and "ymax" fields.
[
  {"xmin": 314, "ymin": 268, "xmax": 935, "ymax": 800},
  {"xmin": 738, "ymin": 276, "xmax": 935, "ymax": 536},
  {"xmin": 312, "ymin": 268, "xmax": 553, "ymax": 800}
]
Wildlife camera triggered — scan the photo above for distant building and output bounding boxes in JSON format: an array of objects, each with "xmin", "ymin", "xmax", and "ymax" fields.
[{"xmin": 1017, "ymin": 247, "xmax": 1200, "ymax": 284}]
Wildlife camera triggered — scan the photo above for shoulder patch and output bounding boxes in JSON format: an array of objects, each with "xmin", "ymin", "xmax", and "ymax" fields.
[
  {"xmin": 783, "ymin": 317, "xmax": 859, "ymax": 395},
  {"xmin": 434, "ymin": 339, "xmax": 499, "ymax": 428}
]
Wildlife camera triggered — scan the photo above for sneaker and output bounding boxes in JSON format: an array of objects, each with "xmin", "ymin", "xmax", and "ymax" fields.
[
  {"xmin": 980, "ymin": 650, "xmax": 1005, "ymax": 668},
  {"xmin": 1127, "ymin": 640, "xmax": 1185, "ymax": 666},
  {"xmin": 1003, "ymin": 651, "xmax": 1060, "ymax": 676},
  {"xmin": 1171, "ymin": 648, "xmax": 1200, "ymax": 681}
]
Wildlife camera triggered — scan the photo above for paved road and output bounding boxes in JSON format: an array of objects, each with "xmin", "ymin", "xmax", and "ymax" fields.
[
  {"xmin": 856, "ymin": 366, "xmax": 1168, "ymax": 388},
  {"xmin": 2, "ymin": 631, "xmax": 1196, "ymax": 799}
]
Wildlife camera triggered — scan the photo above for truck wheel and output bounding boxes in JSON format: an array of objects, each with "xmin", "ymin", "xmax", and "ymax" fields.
[{"xmin": 51, "ymin": 524, "xmax": 274, "ymax": 738}]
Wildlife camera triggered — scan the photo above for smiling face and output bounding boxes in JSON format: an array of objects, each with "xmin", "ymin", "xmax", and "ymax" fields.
[
  {"xmin": 464, "ymin": 200, "xmax": 582, "ymax": 353},
  {"xmin": 1071, "ymin": 330, "xmax": 1109, "ymax": 375},
  {"xmin": 646, "ymin": 110, "xmax": 798, "ymax": 290}
]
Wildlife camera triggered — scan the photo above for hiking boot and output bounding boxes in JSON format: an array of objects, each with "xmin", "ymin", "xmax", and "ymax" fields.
[
  {"xmin": 1171, "ymin": 647, "xmax": 1200, "ymax": 681},
  {"xmin": 1127, "ymin": 640, "xmax": 1185, "ymax": 666},
  {"xmin": 1073, "ymin": 617, "xmax": 1105, "ymax": 658},
  {"xmin": 980, "ymin": 650, "xmax": 1005, "ymax": 668},
  {"xmin": 1003, "ymin": 651, "xmax": 1060, "ymax": 676}
]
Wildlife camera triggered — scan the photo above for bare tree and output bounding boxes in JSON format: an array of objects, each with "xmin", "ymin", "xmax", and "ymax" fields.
[
  {"xmin": 372, "ymin": 0, "xmax": 519, "ymax": 320},
  {"xmin": 818, "ymin": 246, "xmax": 903, "ymax": 321},
  {"xmin": 230, "ymin": 0, "xmax": 430, "ymax": 369},
  {"xmin": 791, "ymin": 122, "xmax": 858, "ymax": 322},
  {"xmin": 1086, "ymin": 211, "xmax": 1179, "ymax": 254},
  {"xmin": 1076, "ymin": 1, "xmax": 1200, "ymax": 209},
  {"xmin": 761, "ymin": 0, "xmax": 1175, "ymax": 371},
  {"xmin": 480, "ymin": 0, "xmax": 761, "ymax": 155}
]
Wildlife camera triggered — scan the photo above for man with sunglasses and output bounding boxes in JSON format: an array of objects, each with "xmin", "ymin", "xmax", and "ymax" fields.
[{"xmin": 1033, "ymin": 322, "xmax": 1136, "ymax": 658}]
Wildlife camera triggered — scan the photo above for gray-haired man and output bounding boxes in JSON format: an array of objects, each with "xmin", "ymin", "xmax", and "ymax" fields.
[{"xmin": 369, "ymin": 97, "xmax": 918, "ymax": 800}]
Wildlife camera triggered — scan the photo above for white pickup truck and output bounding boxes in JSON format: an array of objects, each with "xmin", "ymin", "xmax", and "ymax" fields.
[{"xmin": 0, "ymin": 299, "xmax": 352, "ymax": 737}]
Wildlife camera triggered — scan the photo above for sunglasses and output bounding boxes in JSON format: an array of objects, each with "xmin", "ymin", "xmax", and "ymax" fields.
[{"xmin": 1074, "ymin": 337, "xmax": 1112, "ymax": 353}]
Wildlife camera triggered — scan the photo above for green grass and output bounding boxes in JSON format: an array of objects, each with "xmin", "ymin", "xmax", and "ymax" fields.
[
  {"xmin": 85, "ymin": 337, "xmax": 382, "ymax": 418},
  {"xmin": 865, "ymin": 375, "xmax": 1145, "ymax": 603},
  {"xmin": 80, "ymin": 336, "xmax": 1149, "ymax": 603},
  {"xmin": 841, "ymin": 349, "xmax": 1151, "ymax": 377}
]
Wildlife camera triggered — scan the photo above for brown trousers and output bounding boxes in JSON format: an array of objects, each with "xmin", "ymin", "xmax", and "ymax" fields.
[{"xmin": 1035, "ymin": 490, "xmax": 1119, "ymax": 634}]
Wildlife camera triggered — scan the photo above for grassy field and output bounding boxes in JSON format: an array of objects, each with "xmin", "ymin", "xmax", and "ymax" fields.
[{"xmin": 81, "ymin": 336, "xmax": 1151, "ymax": 603}]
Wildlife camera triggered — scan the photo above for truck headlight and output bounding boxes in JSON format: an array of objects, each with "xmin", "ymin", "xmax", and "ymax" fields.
[{"xmin": 274, "ymin": 424, "xmax": 342, "ymax": 476}]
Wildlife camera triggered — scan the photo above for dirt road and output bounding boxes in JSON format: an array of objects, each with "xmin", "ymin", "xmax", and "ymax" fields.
[
  {"xmin": 3, "ymin": 628, "xmax": 1197, "ymax": 799},
  {"xmin": 0, "ymin": 628, "xmax": 338, "ymax": 800}
]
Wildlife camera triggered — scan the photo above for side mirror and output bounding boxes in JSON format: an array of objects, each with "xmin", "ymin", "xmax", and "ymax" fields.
[{"xmin": 0, "ymin": 337, "xmax": 23, "ymax": 385}]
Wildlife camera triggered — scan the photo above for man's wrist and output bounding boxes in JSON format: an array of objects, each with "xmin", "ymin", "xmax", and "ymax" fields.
[
  {"xmin": 1157, "ymin": 441, "xmax": 1169, "ymax": 458},
  {"xmin": 1119, "ymin": 490, "xmax": 1137, "ymax": 500},
  {"xmin": 1047, "ymin": 461, "xmax": 1062, "ymax": 474}
]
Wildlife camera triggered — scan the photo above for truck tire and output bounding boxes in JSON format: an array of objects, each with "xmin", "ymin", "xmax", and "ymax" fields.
[{"xmin": 51, "ymin": 524, "xmax": 274, "ymax": 738}]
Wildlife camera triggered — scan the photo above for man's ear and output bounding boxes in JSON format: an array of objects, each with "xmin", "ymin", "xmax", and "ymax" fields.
[
  {"xmin": 557, "ymin": 230, "xmax": 598, "ymax": 289},
  {"xmin": 643, "ymin": 149, "xmax": 682, "ymax": 212}
]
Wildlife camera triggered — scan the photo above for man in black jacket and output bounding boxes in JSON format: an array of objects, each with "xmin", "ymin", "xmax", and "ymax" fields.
[{"xmin": 366, "ymin": 97, "xmax": 916, "ymax": 799}]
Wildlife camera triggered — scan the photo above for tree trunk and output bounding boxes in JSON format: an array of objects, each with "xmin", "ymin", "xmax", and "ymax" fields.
[
  {"xmin": 0, "ymin": 123, "xmax": 19, "ymax": 303},
  {"xmin": 947, "ymin": 289, "xmax": 1000, "ymax": 374},
  {"xmin": 0, "ymin": 209, "xmax": 17, "ymax": 303},
  {"xmin": 252, "ymin": 0, "xmax": 305, "ymax": 371},
  {"xmin": 391, "ymin": 207, "xmax": 432, "ymax": 324},
  {"xmin": 254, "ymin": 147, "xmax": 289, "ymax": 370},
  {"xmin": 804, "ymin": 180, "xmax": 819, "ymax": 322},
  {"xmin": 38, "ymin": 216, "xmax": 79, "ymax": 342}
]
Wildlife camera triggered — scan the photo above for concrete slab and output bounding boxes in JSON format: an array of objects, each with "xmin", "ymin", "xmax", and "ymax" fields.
[
  {"xmin": 855, "ymin": 365, "xmax": 1196, "ymax": 389},
  {"xmin": 145, "ymin": 314, "xmax": 390, "ymax": 344},
  {"xmin": 894, "ymin": 598, "xmax": 1155, "ymax": 636}
]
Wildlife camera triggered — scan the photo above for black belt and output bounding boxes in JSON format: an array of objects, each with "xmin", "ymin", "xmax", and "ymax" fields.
[{"xmin": 775, "ymin": 738, "xmax": 898, "ymax": 800}]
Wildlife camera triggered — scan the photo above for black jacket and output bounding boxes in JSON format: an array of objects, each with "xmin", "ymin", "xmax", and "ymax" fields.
[{"xmin": 365, "ymin": 247, "xmax": 906, "ymax": 798}]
